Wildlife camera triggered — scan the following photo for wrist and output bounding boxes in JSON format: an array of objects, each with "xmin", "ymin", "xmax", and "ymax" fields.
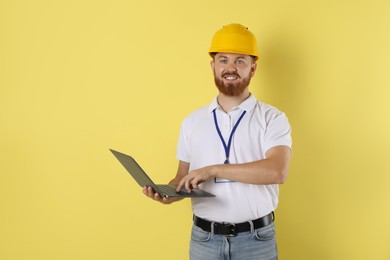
[{"xmin": 209, "ymin": 165, "xmax": 218, "ymax": 178}]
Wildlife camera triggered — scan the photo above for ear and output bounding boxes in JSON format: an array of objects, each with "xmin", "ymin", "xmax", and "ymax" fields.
[
  {"xmin": 210, "ymin": 60, "xmax": 215, "ymax": 71},
  {"xmin": 250, "ymin": 62, "xmax": 257, "ymax": 77}
]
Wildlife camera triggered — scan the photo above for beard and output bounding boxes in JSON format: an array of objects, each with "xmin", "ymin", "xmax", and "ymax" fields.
[{"xmin": 214, "ymin": 70, "xmax": 252, "ymax": 97}]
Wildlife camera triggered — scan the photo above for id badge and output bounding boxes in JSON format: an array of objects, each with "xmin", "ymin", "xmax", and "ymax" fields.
[{"xmin": 214, "ymin": 177, "xmax": 235, "ymax": 183}]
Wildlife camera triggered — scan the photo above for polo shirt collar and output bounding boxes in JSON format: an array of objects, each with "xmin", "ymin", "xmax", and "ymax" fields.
[{"xmin": 208, "ymin": 93, "xmax": 257, "ymax": 113}]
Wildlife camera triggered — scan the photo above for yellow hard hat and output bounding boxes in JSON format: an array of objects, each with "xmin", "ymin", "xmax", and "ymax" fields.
[{"xmin": 209, "ymin": 23, "xmax": 259, "ymax": 60}]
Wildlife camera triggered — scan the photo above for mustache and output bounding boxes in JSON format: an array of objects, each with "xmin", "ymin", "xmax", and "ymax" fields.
[{"xmin": 221, "ymin": 71, "xmax": 241, "ymax": 79}]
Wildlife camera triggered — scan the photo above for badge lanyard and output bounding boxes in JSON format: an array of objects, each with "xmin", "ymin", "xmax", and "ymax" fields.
[{"xmin": 212, "ymin": 109, "xmax": 247, "ymax": 164}]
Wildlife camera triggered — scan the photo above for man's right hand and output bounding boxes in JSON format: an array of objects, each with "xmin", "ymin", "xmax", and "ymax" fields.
[{"xmin": 142, "ymin": 186, "xmax": 180, "ymax": 204}]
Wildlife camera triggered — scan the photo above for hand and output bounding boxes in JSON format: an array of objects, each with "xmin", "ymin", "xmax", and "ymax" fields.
[
  {"xmin": 142, "ymin": 186, "xmax": 179, "ymax": 204},
  {"xmin": 176, "ymin": 166, "xmax": 215, "ymax": 193}
]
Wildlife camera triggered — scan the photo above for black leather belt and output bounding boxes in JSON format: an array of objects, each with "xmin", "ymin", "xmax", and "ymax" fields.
[{"xmin": 193, "ymin": 212, "xmax": 274, "ymax": 237}]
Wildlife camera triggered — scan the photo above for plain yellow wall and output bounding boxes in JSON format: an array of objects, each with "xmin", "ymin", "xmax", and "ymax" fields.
[{"xmin": 1, "ymin": 0, "xmax": 390, "ymax": 259}]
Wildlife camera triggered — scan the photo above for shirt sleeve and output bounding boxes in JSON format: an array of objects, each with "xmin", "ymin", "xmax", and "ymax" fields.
[
  {"xmin": 176, "ymin": 120, "xmax": 191, "ymax": 163},
  {"xmin": 263, "ymin": 110, "xmax": 292, "ymax": 155}
]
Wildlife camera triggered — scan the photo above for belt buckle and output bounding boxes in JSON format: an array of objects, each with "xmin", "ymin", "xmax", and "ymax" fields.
[{"xmin": 223, "ymin": 223, "xmax": 237, "ymax": 237}]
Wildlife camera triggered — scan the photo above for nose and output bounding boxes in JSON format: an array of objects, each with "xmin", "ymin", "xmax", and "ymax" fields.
[{"xmin": 225, "ymin": 61, "xmax": 237, "ymax": 72}]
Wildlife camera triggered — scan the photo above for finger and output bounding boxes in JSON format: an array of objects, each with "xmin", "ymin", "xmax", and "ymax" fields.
[
  {"xmin": 147, "ymin": 187, "xmax": 158, "ymax": 198},
  {"xmin": 176, "ymin": 179, "xmax": 185, "ymax": 192},
  {"xmin": 185, "ymin": 179, "xmax": 192, "ymax": 193},
  {"xmin": 143, "ymin": 186, "xmax": 154, "ymax": 197},
  {"xmin": 191, "ymin": 175, "xmax": 201, "ymax": 189},
  {"xmin": 144, "ymin": 186, "xmax": 174, "ymax": 204},
  {"xmin": 161, "ymin": 197, "xmax": 175, "ymax": 205},
  {"xmin": 154, "ymin": 192, "xmax": 163, "ymax": 199},
  {"xmin": 151, "ymin": 189, "xmax": 163, "ymax": 200},
  {"xmin": 192, "ymin": 180, "xmax": 199, "ymax": 189}
]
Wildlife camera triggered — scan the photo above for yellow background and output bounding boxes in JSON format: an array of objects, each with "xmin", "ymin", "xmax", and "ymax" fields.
[{"xmin": 1, "ymin": 0, "xmax": 390, "ymax": 259}]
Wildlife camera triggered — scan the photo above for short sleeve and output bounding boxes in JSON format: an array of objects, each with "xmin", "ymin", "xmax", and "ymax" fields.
[
  {"xmin": 263, "ymin": 111, "xmax": 292, "ymax": 154},
  {"xmin": 176, "ymin": 120, "xmax": 191, "ymax": 163}
]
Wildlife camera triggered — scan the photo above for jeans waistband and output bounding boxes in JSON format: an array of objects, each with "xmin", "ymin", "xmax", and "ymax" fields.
[{"xmin": 193, "ymin": 212, "xmax": 274, "ymax": 237}]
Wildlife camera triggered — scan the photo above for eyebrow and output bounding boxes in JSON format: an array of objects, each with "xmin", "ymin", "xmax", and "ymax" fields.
[{"xmin": 217, "ymin": 55, "xmax": 247, "ymax": 60}]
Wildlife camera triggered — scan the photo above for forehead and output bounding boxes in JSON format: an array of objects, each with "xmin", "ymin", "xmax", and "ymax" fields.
[{"xmin": 214, "ymin": 52, "xmax": 251, "ymax": 60}]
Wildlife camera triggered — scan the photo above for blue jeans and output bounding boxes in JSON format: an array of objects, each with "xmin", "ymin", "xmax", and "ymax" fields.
[{"xmin": 190, "ymin": 222, "xmax": 278, "ymax": 260}]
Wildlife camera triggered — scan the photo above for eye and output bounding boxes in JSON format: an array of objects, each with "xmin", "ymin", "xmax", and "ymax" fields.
[
  {"xmin": 219, "ymin": 59, "xmax": 228, "ymax": 64},
  {"xmin": 235, "ymin": 59, "xmax": 245, "ymax": 64}
]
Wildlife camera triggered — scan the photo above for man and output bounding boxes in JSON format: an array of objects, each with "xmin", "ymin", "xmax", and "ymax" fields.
[{"xmin": 143, "ymin": 23, "xmax": 292, "ymax": 260}]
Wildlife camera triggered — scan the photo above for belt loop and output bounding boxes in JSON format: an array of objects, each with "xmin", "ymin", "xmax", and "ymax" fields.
[
  {"xmin": 248, "ymin": 220, "xmax": 255, "ymax": 233},
  {"xmin": 210, "ymin": 221, "xmax": 215, "ymax": 234}
]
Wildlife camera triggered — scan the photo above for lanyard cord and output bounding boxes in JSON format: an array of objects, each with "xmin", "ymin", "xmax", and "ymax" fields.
[{"xmin": 213, "ymin": 109, "xmax": 247, "ymax": 164}]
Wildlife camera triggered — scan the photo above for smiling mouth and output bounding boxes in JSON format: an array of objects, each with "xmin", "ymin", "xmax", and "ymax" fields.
[
  {"xmin": 224, "ymin": 75, "xmax": 238, "ymax": 80},
  {"xmin": 222, "ymin": 73, "xmax": 240, "ymax": 81}
]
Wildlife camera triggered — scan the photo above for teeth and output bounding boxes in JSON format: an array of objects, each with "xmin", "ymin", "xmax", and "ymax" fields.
[{"xmin": 224, "ymin": 76, "xmax": 237, "ymax": 80}]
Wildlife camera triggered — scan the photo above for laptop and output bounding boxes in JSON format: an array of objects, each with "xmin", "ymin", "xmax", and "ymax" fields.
[{"xmin": 110, "ymin": 149, "xmax": 215, "ymax": 198}]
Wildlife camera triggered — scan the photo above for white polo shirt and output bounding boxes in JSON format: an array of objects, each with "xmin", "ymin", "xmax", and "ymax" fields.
[{"xmin": 177, "ymin": 94, "xmax": 292, "ymax": 223}]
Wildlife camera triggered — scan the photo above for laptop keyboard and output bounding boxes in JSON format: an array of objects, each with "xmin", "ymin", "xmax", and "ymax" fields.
[{"xmin": 156, "ymin": 185, "xmax": 185, "ymax": 196}]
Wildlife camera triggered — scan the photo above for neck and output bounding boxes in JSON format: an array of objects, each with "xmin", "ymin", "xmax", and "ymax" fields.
[{"xmin": 217, "ymin": 91, "xmax": 250, "ymax": 112}]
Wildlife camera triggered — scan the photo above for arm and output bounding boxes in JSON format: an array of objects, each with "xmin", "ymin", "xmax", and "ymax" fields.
[
  {"xmin": 177, "ymin": 146, "xmax": 291, "ymax": 193},
  {"xmin": 143, "ymin": 160, "xmax": 190, "ymax": 204}
]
